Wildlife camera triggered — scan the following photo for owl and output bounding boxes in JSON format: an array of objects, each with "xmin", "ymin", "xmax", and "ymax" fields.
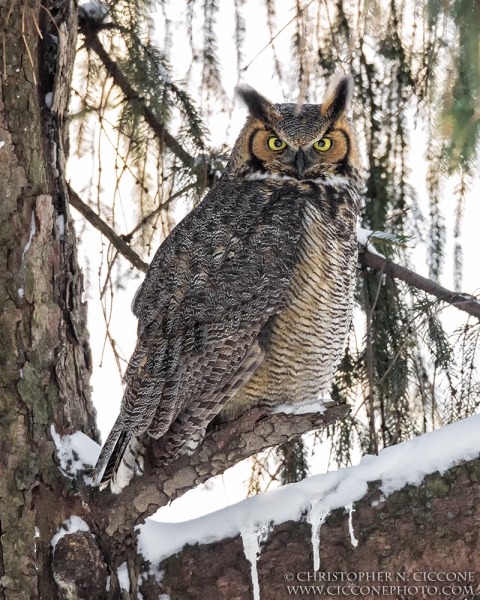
[{"xmin": 92, "ymin": 73, "xmax": 360, "ymax": 493}]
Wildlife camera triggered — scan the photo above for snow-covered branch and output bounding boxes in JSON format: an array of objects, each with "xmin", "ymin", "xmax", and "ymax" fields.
[{"xmin": 137, "ymin": 415, "xmax": 480, "ymax": 599}]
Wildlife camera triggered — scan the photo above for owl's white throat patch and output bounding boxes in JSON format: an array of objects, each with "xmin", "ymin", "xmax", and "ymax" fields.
[{"xmin": 246, "ymin": 172, "xmax": 350, "ymax": 187}]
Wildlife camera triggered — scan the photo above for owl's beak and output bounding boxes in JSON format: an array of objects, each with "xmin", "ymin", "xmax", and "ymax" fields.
[{"xmin": 296, "ymin": 149, "xmax": 306, "ymax": 177}]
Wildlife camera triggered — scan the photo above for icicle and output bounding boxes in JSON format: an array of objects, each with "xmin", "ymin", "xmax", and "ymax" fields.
[
  {"xmin": 347, "ymin": 504, "xmax": 358, "ymax": 547},
  {"xmin": 241, "ymin": 525, "xmax": 270, "ymax": 600},
  {"xmin": 307, "ymin": 509, "xmax": 328, "ymax": 572}
]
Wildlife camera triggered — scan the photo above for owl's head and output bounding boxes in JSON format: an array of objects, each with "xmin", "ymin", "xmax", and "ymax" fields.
[{"xmin": 227, "ymin": 74, "xmax": 360, "ymax": 182}]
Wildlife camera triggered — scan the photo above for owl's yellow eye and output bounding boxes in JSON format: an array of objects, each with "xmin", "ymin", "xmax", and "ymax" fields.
[
  {"xmin": 267, "ymin": 137, "xmax": 287, "ymax": 151},
  {"xmin": 313, "ymin": 137, "xmax": 332, "ymax": 152}
]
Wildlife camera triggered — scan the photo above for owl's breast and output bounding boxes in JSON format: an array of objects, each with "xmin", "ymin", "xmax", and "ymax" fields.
[{"xmin": 223, "ymin": 186, "xmax": 358, "ymax": 419}]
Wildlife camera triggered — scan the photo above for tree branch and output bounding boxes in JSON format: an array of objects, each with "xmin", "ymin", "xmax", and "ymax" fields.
[
  {"xmin": 120, "ymin": 183, "xmax": 197, "ymax": 243},
  {"xmin": 359, "ymin": 246, "xmax": 480, "ymax": 320},
  {"xmin": 91, "ymin": 402, "xmax": 349, "ymax": 543},
  {"xmin": 66, "ymin": 190, "xmax": 480, "ymax": 323},
  {"xmin": 151, "ymin": 457, "xmax": 480, "ymax": 599},
  {"xmin": 79, "ymin": 20, "xmax": 195, "ymax": 169},
  {"xmin": 68, "ymin": 185, "xmax": 149, "ymax": 272}
]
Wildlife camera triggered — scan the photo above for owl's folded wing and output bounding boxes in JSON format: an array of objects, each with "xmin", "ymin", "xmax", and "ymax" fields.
[{"xmin": 93, "ymin": 178, "xmax": 304, "ymax": 489}]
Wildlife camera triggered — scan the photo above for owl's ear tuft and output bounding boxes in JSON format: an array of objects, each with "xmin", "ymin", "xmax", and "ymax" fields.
[
  {"xmin": 235, "ymin": 86, "xmax": 272, "ymax": 122},
  {"xmin": 320, "ymin": 73, "xmax": 354, "ymax": 119}
]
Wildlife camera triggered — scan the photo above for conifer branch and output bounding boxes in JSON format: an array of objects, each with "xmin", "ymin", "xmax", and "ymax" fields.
[
  {"xmin": 359, "ymin": 247, "xmax": 480, "ymax": 320},
  {"xmin": 79, "ymin": 22, "xmax": 195, "ymax": 169},
  {"xmin": 68, "ymin": 185, "xmax": 149, "ymax": 273}
]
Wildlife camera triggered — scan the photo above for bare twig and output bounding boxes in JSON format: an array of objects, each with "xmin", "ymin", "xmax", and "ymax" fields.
[
  {"xmin": 242, "ymin": 0, "xmax": 316, "ymax": 73},
  {"xmin": 68, "ymin": 185, "xmax": 149, "ymax": 273},
  {"xmin": 121, "ymin": 183, "xmax": 197, "ymax": 243}
]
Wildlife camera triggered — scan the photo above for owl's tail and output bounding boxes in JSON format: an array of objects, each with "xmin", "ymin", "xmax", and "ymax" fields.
[{"xmin": 91, "ymin": 420, "xmax": 145, "ymax": 493}]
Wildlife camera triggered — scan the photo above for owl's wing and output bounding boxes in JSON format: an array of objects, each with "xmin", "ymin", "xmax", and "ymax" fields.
[{"xmin": 93, "ymin": 178, "xmax": 304, "ymax": 488}]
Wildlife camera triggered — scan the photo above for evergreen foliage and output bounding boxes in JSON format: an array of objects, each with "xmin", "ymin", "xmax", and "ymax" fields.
[{"xmin": 71, "ymin": 0, "xmax": 480, "ymax": 492}]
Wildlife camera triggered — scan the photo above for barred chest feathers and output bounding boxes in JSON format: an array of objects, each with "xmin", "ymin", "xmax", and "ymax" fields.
[{"xmin": 220, "ymin": 180, "xmax": 358, "ymax": 420}]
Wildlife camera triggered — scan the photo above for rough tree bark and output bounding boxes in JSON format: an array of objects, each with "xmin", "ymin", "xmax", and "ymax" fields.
[
  {"xmin": 1, "ymin": 3, "xmax": 480, "ymax": 600},
  {"xmin": 0, "ymin": 0, "xmax": 97, "ymax": 598}
]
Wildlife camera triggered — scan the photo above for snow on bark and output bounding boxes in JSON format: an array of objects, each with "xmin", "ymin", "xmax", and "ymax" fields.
[
  {"xmin": 51, "ymin": 425, "xmax": 101, "ymax": 481},
  {"xmin": 117, "ymin": 561, "xmax": 130, "ymax": 592},
  {"xmin": 347, "ymin": 503, "xmax": 359, "ymax": 547},
  {"xmin": 18, "ymin": 209, "xmax": 37, "ymax": 297},
  {"xmin": 21, "ymin": 209, "xmax": 36, "ymax": 262},
  {"xmin": 272, "ymin": 399, "xmax": 326, "ymax": 415},
  {"xmin": 307, "ymin": 508, "xmax": 327, "ymax": 571},
  {"xmin": 51, "ymin": 516, "xmax": 90, "ymax": 552}
]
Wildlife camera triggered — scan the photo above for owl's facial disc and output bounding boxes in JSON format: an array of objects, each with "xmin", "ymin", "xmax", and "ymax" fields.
[{"xmin": 249, "ymin": 127, "xmax": 349, "ymax": 179}]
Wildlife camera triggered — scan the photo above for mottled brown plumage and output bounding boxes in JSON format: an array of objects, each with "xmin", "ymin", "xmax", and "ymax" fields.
[{"xmin": 93, "ymin": 74, "xmax": 360, "ymax": 493}]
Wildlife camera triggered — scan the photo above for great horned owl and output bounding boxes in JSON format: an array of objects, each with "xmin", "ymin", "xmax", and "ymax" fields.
[{"xmin": 92, "ymin": 74, "xmax": 360, "ymax": 492}]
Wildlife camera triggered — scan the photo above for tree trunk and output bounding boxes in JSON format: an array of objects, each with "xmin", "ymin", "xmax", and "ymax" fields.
[{"xmin": 0, "ymin": 1, "xmax": 97, "ymax": 597}]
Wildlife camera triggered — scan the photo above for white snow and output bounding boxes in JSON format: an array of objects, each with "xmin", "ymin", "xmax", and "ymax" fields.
[
  {"xmin": 356, "ymin": 226, "xmax": 385, "ymax": 256},
  {"xmin": 79, "ymin": 0, "xmax": 108, "ymax": 19},
  {"xmin": 137, "ymin": 414, "xmax": 480, "ymax": 566},
  {"xmin": 34, "ymin": 525, "xmax": 40, "ymax": 554},
  {"xmin": 158, "ymin": 63, "xmax": 172, "ymax": 84},
  {"xmin": 50, "ymin": 425, "xmax": 101, "ymax": 481},
  {"xmin": 51, "ymin": 516, "xmax": 90, "ymax": 551},
  {"xmin": 242, "ymin": 526, "xmax": 270, "ymax": 600},
  {"xmin": 18, "ymin": 210, "xmax": 37, "ymax": 298},
  {"xmin": 307, "ymin": 508, "xmax": 327, "ymax": 571},
  {"xmin": 0, "ymin": 140, "xmax": 5, "ymax": 149},
  {"xmin": 272, "ymin": 399, "xmax": 326, "ymax": 416},
  {"xmin": 45, "ymin": 92, "xmax": 53, "ymax": 108},
  {"xmin": 117, "ymin": 562, "xmax": 130, "ymax": 592},
  {"xmin": 56, "ymin": 214, "xmax": 65, "ymax": 237}
]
